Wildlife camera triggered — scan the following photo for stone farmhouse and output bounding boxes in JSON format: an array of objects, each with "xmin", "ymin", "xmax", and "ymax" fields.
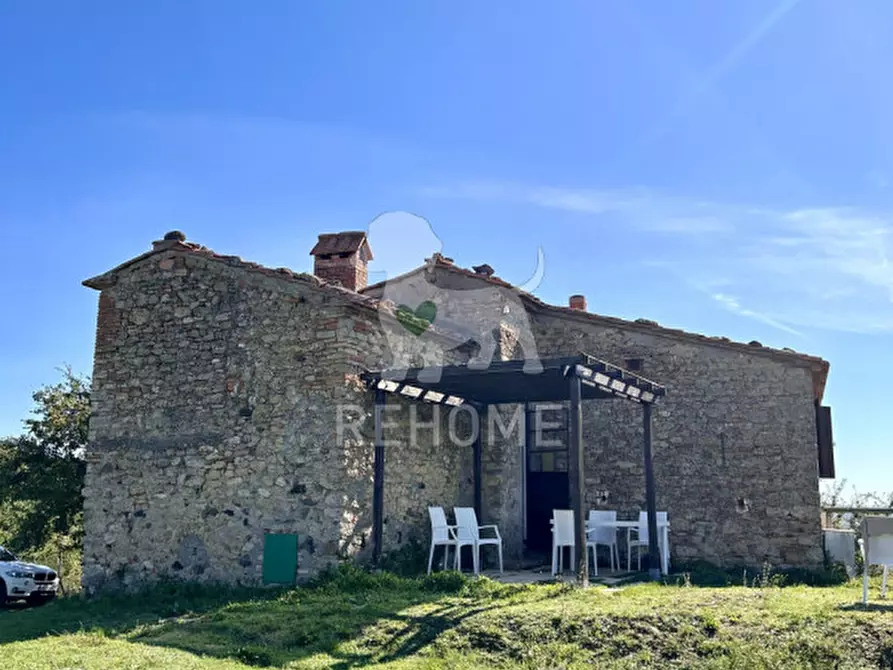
[{"xmin": 81, "ymin": 229, "xmax": 834, "ymax": 591}]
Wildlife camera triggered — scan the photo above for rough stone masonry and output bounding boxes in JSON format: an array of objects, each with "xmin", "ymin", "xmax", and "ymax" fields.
[{"xmin": 80, "ymin": 231, "xmax": 831, "ymax": 591}]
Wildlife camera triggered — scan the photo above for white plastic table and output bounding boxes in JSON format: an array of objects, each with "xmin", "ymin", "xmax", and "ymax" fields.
[{"xmin": 593, "ymin": 519, "xmax": 670, "ymax": 575}]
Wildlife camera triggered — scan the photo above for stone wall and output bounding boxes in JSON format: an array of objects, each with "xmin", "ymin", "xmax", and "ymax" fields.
[
  {"xmin": 83, "ymin": 247, "xmax": 826, "ymax": 590},
  {"xmin": 365, "ymin": 266, "xmax": 824, "ymax": 568},
  {"xmin": 339, "ymin": 308, "xmax": 475, "ymax": 559},
  {"xmin": 379, "ymin": 400, "xmax": 475, "ymax": 552},
  {"xmin": 480, "ymin": 404, "xmax": 525, "ymax": 562},
  {"xmin": 522, "ymin": 309, "xmax": 824, "ymax": 568},
  {"xmin": 82, "ymin": 249, "xmax": 471, "ymax": 591}
]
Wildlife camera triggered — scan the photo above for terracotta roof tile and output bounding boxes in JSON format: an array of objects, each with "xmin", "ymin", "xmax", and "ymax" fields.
[{"xmin": 309, "ymin": 231, "xmax": 372, "ymax": 258}]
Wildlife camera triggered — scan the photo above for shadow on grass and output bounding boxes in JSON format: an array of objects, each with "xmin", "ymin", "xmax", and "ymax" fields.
[
  {"xmin": 349, "ymin": 602, "xmax": 500, "ymax": 668},
  {"xmin": 838, "ymin": 601, "xmax": 893, "ymax": 613},
  {"xmin": 134, "ymin": 569, "xmax": 551, "ymax": 668},
  {"xmin": 0, "ymin": 579, "xmax": 286, "ymax": 645},
  {"xmin": 0, "ymin": 567, "xmax": 531, "ymax": 668},
  {"xmin": 2, "ymin": 600, "xmax": 38, "ymax": 612}
]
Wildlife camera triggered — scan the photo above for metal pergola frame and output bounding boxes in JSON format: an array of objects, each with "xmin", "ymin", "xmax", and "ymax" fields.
[{"xmin": 361, "ymin": 353, "xmax": 668, "ymax": 584}]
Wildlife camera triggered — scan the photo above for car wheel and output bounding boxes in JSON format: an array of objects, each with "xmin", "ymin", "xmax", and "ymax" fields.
[{"xmin": 0, "ymin": 579, "xmax": 7, "ymax": 607}]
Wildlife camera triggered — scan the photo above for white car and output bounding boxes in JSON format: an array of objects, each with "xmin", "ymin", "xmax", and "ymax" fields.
[{"xmin": 0, "ymin": 546, "xmax": 60, "ymax": 605}]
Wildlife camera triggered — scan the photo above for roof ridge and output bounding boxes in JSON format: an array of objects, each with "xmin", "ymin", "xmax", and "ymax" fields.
[
  {"xmin": 83, "ymin": 240, "xmax": 380, "ymax": 306},
  {"xmin": 414, "ymin": 258, "xmax": 829, "ymax": 367},
  {"xmin": 82, "ymin": 242, "xmax": 471, "ymax": 346},
  {"xmin": 83, "ymin": 239, "xmax": 829, "ymax": 399}
]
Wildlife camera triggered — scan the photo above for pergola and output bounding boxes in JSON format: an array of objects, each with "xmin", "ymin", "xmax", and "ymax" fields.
[{"xmin": 361, "ymin": 354, "xmax": 668, "ymax": 583}]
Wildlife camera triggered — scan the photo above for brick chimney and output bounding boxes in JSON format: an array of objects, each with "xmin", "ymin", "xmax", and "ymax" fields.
[
  {"xmin": 309, "ymin": 231, "xmax": 373, "ymax": 291},
  {"xmin": 569, "ymin": 294, "xmax": 587, "ymax": 311}
]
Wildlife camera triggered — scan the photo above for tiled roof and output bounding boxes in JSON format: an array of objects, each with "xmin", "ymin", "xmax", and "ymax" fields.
[
  {"xmin": 82, "ymin": 238, "xmax": 463, "ymax": 346},
  {"xmin": 83, "ymin": 236, "xmax": 830, "ymax": 399},
  {"xmin": 83, "ymin": 238, "xmax": 380, "ymax": 311},
  {"xmin": 364, "ymin": 255, "xmax": 830, "ymax": 399}
]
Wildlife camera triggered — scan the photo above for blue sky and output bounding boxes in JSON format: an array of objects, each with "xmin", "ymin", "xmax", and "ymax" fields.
[{"xmin": 1, "ymin": 1, "xmax": 891, "ymax": 495}]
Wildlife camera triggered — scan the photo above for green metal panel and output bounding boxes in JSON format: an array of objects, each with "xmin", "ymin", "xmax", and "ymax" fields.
[{"xmin": 263, "ymin": 532, "xmax": 298, "ymax": 585}]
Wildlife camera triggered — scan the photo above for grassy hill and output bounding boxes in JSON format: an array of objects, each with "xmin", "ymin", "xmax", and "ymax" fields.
[{"xmin": 2, "ymin": 567, "xmax": 892, "ymax": 669}]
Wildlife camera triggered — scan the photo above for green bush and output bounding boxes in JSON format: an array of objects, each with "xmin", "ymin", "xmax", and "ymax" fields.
[
  {"xmin": 420, "ymin": 570, "xmax": 467, "ymax": 594},
  {"xmin": 377, "ymin": 538, "xmax": 429, "ymax": 576},
  {"xmin": 21, "ymin": 531, "xmax": 83, "ymax": 594},
  {"xmin": 1, "ymin": 368, "xmax": 89, "ymax": 593},
  {"xmin": 234, "ymin": 646, "xmax": 273, "ymax": 667}
]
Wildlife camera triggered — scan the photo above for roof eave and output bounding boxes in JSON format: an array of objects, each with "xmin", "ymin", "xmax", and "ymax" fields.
[
  {"xmin": 82, "ymin": 273, "xmax": 115, "ymax": 291},
  {"xmin": 523, "ymin": 297, "xmax": 831, "ymax": 400},
  {"xmin": 81, "ymin": 242, "xmax": 193, "ymax": 291},
  {"xmin": 812, "ymin": 359, "xmax": 831, "ymax": 403},
  {"xmin": 363, "ymin": 260, "xmax": 831, "ymax": 397}
]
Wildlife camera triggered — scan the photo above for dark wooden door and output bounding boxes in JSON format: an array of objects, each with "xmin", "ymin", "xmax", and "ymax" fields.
[{"xmin": 525, "ymin": 404, "xmax": 570, "ymax": 553}]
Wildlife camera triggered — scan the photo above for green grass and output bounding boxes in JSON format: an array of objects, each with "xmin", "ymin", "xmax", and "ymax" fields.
[{"xmin": 2, "ymin": 566, "xmax": 893, "ymax": 669}]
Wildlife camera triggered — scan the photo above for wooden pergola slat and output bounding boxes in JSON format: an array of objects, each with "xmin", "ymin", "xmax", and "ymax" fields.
[{"xmin": 362, "ymin": 354, "xmax": 668, "ymax": 583}]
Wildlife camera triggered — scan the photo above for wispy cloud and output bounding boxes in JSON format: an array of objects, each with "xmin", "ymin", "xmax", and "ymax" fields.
[
  {"xmin": 710, "ymin": 293, "xmax": 803, "ymax": 336},
  {"xmin": 423, "ymin": 180, "xmax": 893, "ymax": 335},
  {"xmin": 526, "ymin": 187, "xmax": 625, "ymax": 215},
  {"xmin": 648, "ymin": 216, "xmax": 731, "ymax": 234},
  {"xmin": 427, "ymin": 182, "xmax": 735, "ymax": 235},
  {"xmin": 642, "ymin": 0, "xmax": 802, "ymax": 144}
]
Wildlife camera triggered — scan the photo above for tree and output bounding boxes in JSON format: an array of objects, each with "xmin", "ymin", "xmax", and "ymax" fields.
[
  {"xmin": 0, "ymin": 368, "xmax": 89, "ymax": 552},
  {"xmin": 820, "ymin": 478, "xmax": 893, "ymax": 531}
]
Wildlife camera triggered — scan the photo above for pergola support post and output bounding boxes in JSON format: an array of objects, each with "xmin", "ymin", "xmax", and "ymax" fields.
[
  {"xmin": 372, "ymin": 388, "xmax": 386, "ymax": 565},
  {"xmin": 568, "ymin": 373, "xmax": 589, "ymax": 586},
  {"xmin": 643, "ymin": 402, "xmax": 661, "ymax": 580},
  {"xmin": 362, "ymin": 356, "xmax": 667, "ymax": 579},
  {"xmin": 473, "ymin": 404, "xmax": 484, "ymax": 520}
]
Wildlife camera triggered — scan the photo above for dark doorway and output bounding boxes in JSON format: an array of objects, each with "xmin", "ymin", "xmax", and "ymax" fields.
[{"xmin": 525, "ymin": 403, "xmax": 570, "ymax": 553}]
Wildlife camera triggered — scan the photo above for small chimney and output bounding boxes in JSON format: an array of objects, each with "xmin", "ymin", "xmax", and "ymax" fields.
[
  {"xmin": 569, "ymin": 294, "xmax": 587, "ymax": 311},
  {"xmin": 472, "ymin": 263, "xmax": 495, "ymax": 278},
  {"xmin": 152, "ymin": 230, "xmax": 187, "ymax": 251},
  {"xmin": 309, "ymin": 231, "xmax": 373, "ymax": 291}
]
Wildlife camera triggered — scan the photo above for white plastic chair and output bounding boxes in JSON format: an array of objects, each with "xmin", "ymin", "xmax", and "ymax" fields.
[
  {"xmin": 427, "ymin": 506, "xmax": 458, "ymax": 575},
  {"xmin": 586, "ymin": 510, "xmax": 619, "ymax": 575},
  {"xmin": 861, "ymin": 516, "xmax": 893, "ymax": 604},
  {"xmin": 453, "ymin": 507, "xmax": 503, "ymax": 575},
  {"xmin": 551, "ymin": 509, "xmax": 576, "ymax": 576},
  {"xmin": 627, "ymin": 511, "xmax": 669, "ymax": 572}
]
